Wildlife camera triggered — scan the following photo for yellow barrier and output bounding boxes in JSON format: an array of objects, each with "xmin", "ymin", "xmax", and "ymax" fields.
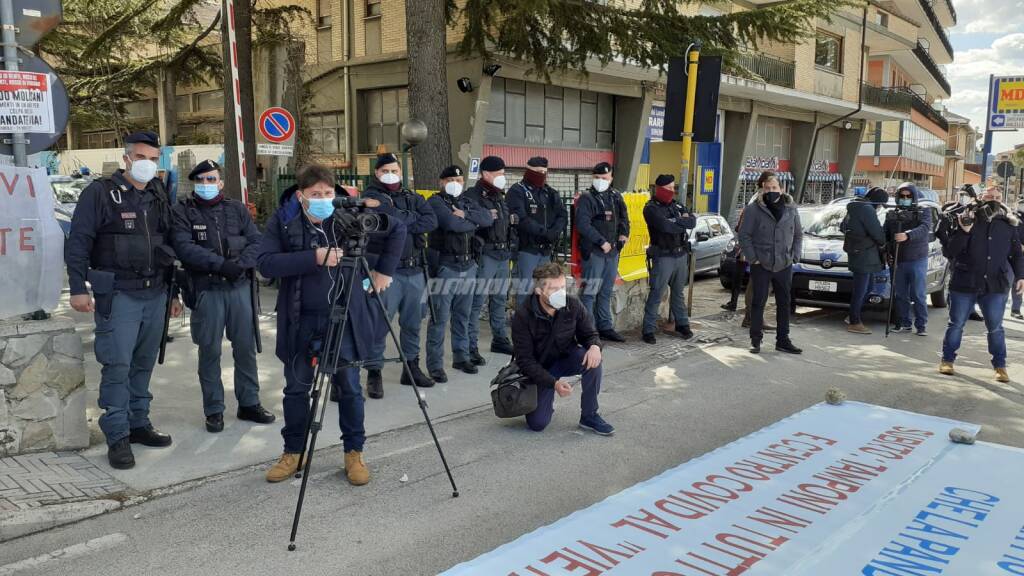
[{"xmin": 619, "ymin": 192, "xmax": 651, "ymax": 281}]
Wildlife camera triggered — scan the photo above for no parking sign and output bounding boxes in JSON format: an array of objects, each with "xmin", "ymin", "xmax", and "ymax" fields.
[{"xmin": 257, "ymin": 107, "xmax": 295, "ymax": 156}]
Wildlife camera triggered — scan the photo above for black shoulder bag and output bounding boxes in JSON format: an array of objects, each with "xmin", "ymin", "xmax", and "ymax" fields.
[{"xmin": 490, "ymin": 324, "xmax": 558, "ymax": 419}]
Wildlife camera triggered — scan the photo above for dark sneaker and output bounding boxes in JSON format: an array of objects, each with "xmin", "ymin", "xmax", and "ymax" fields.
[
  {"xmin": 366, "ymin": 369, "xmax": 383, "ymax": 399},
  {"xmin": 915, "ymin": 328, "xmax": 927, "ymax": 337},
  {"xmin": 1012, "ymin": 312, "xmax": 1023, "ymax": 320},
  {"xmin": 676, "ymin": 325, "xmax": 693, "ymax": 340},
  {"xmin": 453, "ymin": 360, "xmax": 478, "ymax": 375},
  {"xmin": 401, "ymin": 359, "xmax": 435, "ymax": 388},
  {"xmin": 129, "ymin": 425, "xmax": 172, "ymax": 447},
  {"xmin": 721, "ymin": 302, "xmax": 737, "ymax": 311},
  {"xmin": 469, "ymin": 348, "xmax": 487, "ymax": 366},
  {"xmin": 599, "ymin": 329, "xmax": 626, "ymax": 343},
  {"xmin": 205, "ymin": 412, "xmax": 224, "ymax": 433},
  {"xmin": 428, "ymin": 369, "xmax": 448, "ymax": 383},
  {"xmin": 642, "ymin": 332, "xmax": 657, "ymax": 344},
  {"xmin": 891, "ymin": 325, "xmax": 908, "ymax": 333},
  {"xmin": 579, "ymin": 414, "xmax": 615, "ymax": 436},
  {"xmin": 107, "ymin": 438, "xmax": 135, "ymax": 470},
  {"xmin": 750, "ymin": 341, "xmax": 761, "ymax": 354},
  {"xmin": 776, "ymin": 341, "xmax": 803, "ymax": 354},
  {"xmin": 237, "ymin": 404, "xmax": 276, "ymax": 424},
  {"xmin": 490, "ymin": 339, "xmax": 514, "ymax": 355}
]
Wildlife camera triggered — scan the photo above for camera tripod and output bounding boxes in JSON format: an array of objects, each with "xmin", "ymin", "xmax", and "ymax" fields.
[{"xmin": 286, "ymin": 242, "xmax": 459, "ymax": 552}]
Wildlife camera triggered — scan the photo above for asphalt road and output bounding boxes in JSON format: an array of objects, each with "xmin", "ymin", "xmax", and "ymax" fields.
[{"xmin": 4, "ymin": 295, "xmax": 1024, "ymax": 576}]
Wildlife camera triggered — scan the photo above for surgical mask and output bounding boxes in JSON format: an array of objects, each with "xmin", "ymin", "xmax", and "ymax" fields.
[
  {"xmin": 129, "ymin": 158, "xmax": 157, "ymax": 183},
  {"xmin": 379, "ymin": 172, "xmax": 401, "ymax": 185},
  {"xmin": 959, "ymin": 195, "xmax": 973, "ymax": 206},
  {"xmin": 194, "ymin": 184, "xmax": 220, "ymax": 200},
  {"xmin": 444, "ymin": 181, "xmax": 463, "ymax": 197},
  {"xmin": 592, "ymin": 178, "xmax": 611, "ymax": 193},
  {"xmin": 306, "ymin": 197, "xmax": 335, "ymax": 220},
  {"xmin": 897, "ymin": 198, "xmax": 913, "ymax": 207},
  {"xmin": 492, "ymin": 175, "xmax": 507, "ymax": 190},
  {"xmin": 547, "ymin": 288, "xmax": 567, "ymax": 310}
]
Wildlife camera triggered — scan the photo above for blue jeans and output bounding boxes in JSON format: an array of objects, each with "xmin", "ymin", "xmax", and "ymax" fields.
[
  {"xmin": 580, "ymin": 250, "xmax": 620, "ymax": 332},
  {"xmin": 426, "ymin": 263, "xmax": 477, "ymax": 371},
  {"xmin": 514, "ymin": 250, "xmax": 550, "ymax": 310},
  {"xmin": 94, "ymin": 291, "xmax": 166, "ymax": 445},
  {"xmin": 525, "ymin": 346, "xmax": 602, "ymax": 432},
  {"xmin": 367, "ymin": 271, "xmax": 426, "ymax": 369},
  {"xmin": 642, "ymin": 254, "xmax": 690, "ymax": 334},
  {"xmin": 942, "ymin": 290, "xmax": 1008, "ymax": 368},
  {"xmin": 849, "ymin": 272, "xmax": 872, "ymax": 325},
  {"xmin": 190, "ymin": 284, "xmax": 260, "ymax": 416},
  {"xmin": 893, "ymin": 257, "xmax": 928, "ymax": 330},
  {"xmin": 469, "ymin": 255, "xmax": 510, "ymax": 348},
  {"xmin": 281, "ymin": 315, "xmax": 364, "ymax": 453}
]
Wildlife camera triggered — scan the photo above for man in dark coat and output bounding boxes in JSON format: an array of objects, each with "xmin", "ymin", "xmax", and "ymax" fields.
[{"xmin": 842, "ymin": 187, "xmax": 889, "ymax": 335}]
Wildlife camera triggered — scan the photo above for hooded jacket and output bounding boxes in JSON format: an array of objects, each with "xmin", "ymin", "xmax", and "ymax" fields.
[
  {"xmin": 843, "ymin": 198, "xmax": 886, "ymax": 274},
  {"xmin": 737, "ymin": 191, "xmax": 803, "ymax": 273},
  {"xmin": 883, "ymin": 183, "xmax": 932, "ymax": 263}
]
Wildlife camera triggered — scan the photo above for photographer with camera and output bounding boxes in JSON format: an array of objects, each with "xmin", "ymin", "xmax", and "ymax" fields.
[
  {"xmin": 257, "ymin": 164, "xmax": 406, "ymax": 486},
  {"xmin": 884, "ymin": 183, "xmax": 932, "ymax": 336},
  {"xmin": 843, "ymin": 187, "xmax": 889, "ymax": 335},
  {"xmin": 939, "ymin": 186, "xmax": 1024, "ymax": 383},
  {"xmin": 361, "ymin": 153, "xmax": 438, "ymax": 398}
]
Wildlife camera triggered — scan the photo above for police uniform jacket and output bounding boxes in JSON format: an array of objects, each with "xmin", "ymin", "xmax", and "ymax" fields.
[
  {"xmin": 643, "ymin": 198, "xmax": 696, "ymax": 257},
  {"xmin": 363, "ymin": 180, "xmax": 438, "ymax": 274},
  {"xmin": 576, "ymin": 185, "xmax": 629, "ymax": 258},
  {"xmin": 506, "ymin": 180, "xmax": 566, "ymax": 255},
  {"xmin": 426, "ymin": 192, "xmax": 493, "ymax": 270},
  {"xmin": 171, "ymin": 195, "xmax": 262, "ymax": 292},
  {"xmin": 463, "ymin": 182, "xmax": 515, "ymax": 260}
]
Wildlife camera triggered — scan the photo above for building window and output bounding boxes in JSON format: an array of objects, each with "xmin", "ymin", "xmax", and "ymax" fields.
[
  {"xmin": 485, "ymin": 78, "xmax": 615, "ymax": 149},
  {"xmin": 124, "ymin": 100, "xmax": 155, "ymax": 119},
  {"xmin": 80, "ymin": 131, "xmax": 118, "ymax": 150},
  {"xmin": 366, "ymin": 0, "xmax": 381, "ymax": 17},
  {"xmin": 195, "ymin": 90, "xmax": 224, "ymax": 113},
  {"xmin": 815, "ymin": 32, "xmax": 843, "ymax": 73},
  {"xmin": 175, "ymin": 94, "xmax": 192, "ymax": 114},
  {"xmin": 317, "ymin": 0, "xmax": 332, "ymax": 27},
  {"xmin": 309, "ymin": 112, "xmax": 345, "ymax": 155},
  {"xmin": 875, "ymin": 12, "xmax": 888, "ymax": 28},
  {"xmin": 360, "ymin": 87, "xmax": 408, "ymax": 153}
]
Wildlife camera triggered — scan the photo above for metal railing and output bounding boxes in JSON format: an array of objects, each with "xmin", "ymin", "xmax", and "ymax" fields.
[
  {"xmin": 733, "ymin": 52, "xmax": 796, "ymax": 88},
  {"xmin": 917, "ymin": 0, "xmax": 955, "ymax": 58},
  {"xmin": 906, "ymin": 88, "xmax": 949, "ymax": 131},
  {"xmin": 860, "ymin": 83, "xmax": 912, "ymax": 113},
  {"xmin": 912, "ymin": 42, "xmax": 952, "ymax": 96}
]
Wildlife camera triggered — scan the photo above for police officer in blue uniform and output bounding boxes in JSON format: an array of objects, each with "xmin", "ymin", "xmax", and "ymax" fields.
[
  {"xmin": 425, "ymin": 165, "xmax": 493, "ymax": 382},
  {"xmin": 576, "ymin": 162, "xmax": 630, "ymax": 342},
  {"xmin": 257, "ymin": 164, "xmax": 405, "ymax": 486},
  {"xmin": 66, "ymin": 131, "xmax": 181, "ymax": 469},
  {"xmin": 464, "ymin": 156, "xmax": 515, "ymax": 360},
  {"xmin": 361, "ymin": 153, "xmax": 438, "ymax": 398},
  {"xmin": 641, "ymin": 174, "xmax": 697, "ymax": 344},
  {"xmin": 507, "ymin": 156, "xmax": 567, "ymax": 311},
  {"xmin": 171, "ymin": 160, "xmax": 274, "ymax": 433}
]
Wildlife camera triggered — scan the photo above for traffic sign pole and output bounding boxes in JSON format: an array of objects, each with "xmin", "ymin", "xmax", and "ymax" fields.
[
  {"xmin": 224, "ymin": 0, "xmax": 248, "ymax": 204},
  {"xmin": 982, "ymin": 75, "xmax": 994, "ymax": 184},
  {"xmin": 1, "ymin": 0, "xmax": 27, "ymax": 167}
]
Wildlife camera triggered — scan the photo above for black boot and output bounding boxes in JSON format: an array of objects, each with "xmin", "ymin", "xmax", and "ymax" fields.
[
  {"xmin": 429, "ymin": 368, "xmax": 448, "ymax": 383},
  {"xmin": 750, "ymin": 340, "xmax": 761, "ymax": 354},
  {"xmin": 129, "ymin": 425, "xmax": 172, "ymax": 447},
  {"xmin": 642, "ymin": 333, "xmax": 657, "ymax": 344},
  {"xmin": 205, "ymin": 413, "xmax": 224, "ymax": 433},
  {"xmin": 237, "ymin": 404, "xmax": 276, "ymax": 424},
  {"xmin": 721, "ymin": 301, "xmax": 737, "ymax": 311},
  {"xmin": 599, "ymin": 329, "xmax": 626, "ymax": 343},
  {"xmin": 366, "ymin": 368, "xmax": 384, "ymax": 399},
  {"xmin": 676, "ymin": 325, "xmax": 693, "ymax": 340},
  {"xmin": 401, "ymin": 358, "xmax": 435, "ymax": 388},
  {"xmin": 776, "ymin": 341, "xmax": 803, "ymax": 354},
  {"xmin": 490, "ymin": 339, "xmax": 514, "ymax": 355},
  {"xmin": 469, "ymin": 348, "xmax": 487, "ymax": 366},
  {"xmin": 453, "ymin": 360, "xmax": 478, "ymax": 374},
  {"xmin": 107, "ymin": 438, "xmax": 135, "ymax": 469}
]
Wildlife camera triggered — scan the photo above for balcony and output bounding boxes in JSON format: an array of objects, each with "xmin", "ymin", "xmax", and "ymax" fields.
[
  {"xmin": 916, "ymin": 0, "xmax": 954, "ymax": 60},
  {"xmin": 733, "ymin": 52, "xmax": 795, "ymax": 89},
  {"xmin": 861, "ymin": 83, "xmax": 912, "ymax": 113},
  {"xmin": 912, "ymin": 42, "xmax": 952, "ymax": 97},
  {"xmin": 906, "ymin": 89, "xmax": 949, "ymax": 131},
  {"xmin": 932, "ymin": 0, "xmax": 956, "ymax": 27},
  {"xmin": 815, "ymin": 68, "xmax": 844, "ymax": 99}
]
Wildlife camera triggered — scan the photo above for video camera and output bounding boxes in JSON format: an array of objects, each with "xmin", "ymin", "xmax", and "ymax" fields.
[
  {"xmin": 330, "ymin": 196, "xmax": 390, "ymax": 254},
  {"xmin": 941, "ymin": 184, "xmax": 982, "ymax": 229}
]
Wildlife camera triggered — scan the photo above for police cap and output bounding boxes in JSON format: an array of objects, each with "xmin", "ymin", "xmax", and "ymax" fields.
[
  {"xmin": 188, "ymin": 160, "xmax": 221, "ymax": 181},
  {"xmin": 527, "ymin": 156, "xmax": 548, "ymax": 168},
  {"xmin": 440, "ymin": 165, "xmax": 464, "ymax": 179},
  {"xmin": 375, "ymin": 153, "xmax": 400, "ymax": 170},
  {"xmin": 655, "ymin": 174, "xmax": 675, "ymax": 187},
  {"xmin": 592, "ymin": 162, "xmax": 612, "ymax": 175},
  {"xmin": 125, "ymin": 130, "xmax": 160, "ymax": 148},
  {"xmin": 480, "ymin": 156, "xmax": 505, "ymax": 172}
]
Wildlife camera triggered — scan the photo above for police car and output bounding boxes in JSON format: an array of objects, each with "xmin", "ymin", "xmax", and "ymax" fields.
[{"xmin": 792, "ymin": 196, "xmax": 950, "ymax": 309}]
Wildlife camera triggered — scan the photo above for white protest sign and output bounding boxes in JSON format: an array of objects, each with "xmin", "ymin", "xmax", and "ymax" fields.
[
  {"xmin": 441, "ymin": 402, "xmax": 1024, "ymax": 576},
  {"xmin": 0, "ymin": 71, "xmax": 54, "ymax": 133},
  {"xmin": 0, "ymin": 166, "xmax": 64, "ymax": 319}
]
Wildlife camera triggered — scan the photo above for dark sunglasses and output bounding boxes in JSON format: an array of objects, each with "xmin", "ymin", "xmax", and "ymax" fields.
[{"xmin": 196, "ymin": 175, "xmax": 219, "ymax": 183}]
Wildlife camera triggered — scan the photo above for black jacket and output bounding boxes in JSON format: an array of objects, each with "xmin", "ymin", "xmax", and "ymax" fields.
[
  {"xmin": 506, "ymin": 180, "xmax": 567, "ymax": 255},
  {"xmin": 362, "ymin": 180, "xmax": 438, "ymax": 270},
  {"xmin": 643, "ymin": 199, "xmax": 696, "ymax": 256},
  {"xmin": 941, "ymin": 203, "xmax": 1024, "ymax": 295},
  {"xmin": 463, "ymin": 182, "xmax": 515, "ymax": 260},
  {"xmin": 510, "ymin": 294, "xmax": 601, "ymax": 389},
  {"xmin": 842, "ymin": 199, "xmax": 886, "ymax": 274},
  {"xmin": 172, "ymin": 195, "xmax": 262, "ymax": 289},
  {"xmin": 576, "ymin": 187, "xmax": 629, "ymax": 257}
]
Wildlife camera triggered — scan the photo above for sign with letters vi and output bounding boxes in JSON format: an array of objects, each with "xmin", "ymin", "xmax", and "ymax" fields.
[{"xmin": 440, "ymin": 402, "xmax": 1024, "ymax": 576}]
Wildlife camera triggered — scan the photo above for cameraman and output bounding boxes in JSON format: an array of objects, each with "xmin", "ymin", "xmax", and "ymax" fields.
[
  {"xmin": 884, "ymin": 183, "xmax": 932, "ymax": 336},
  {"xmin": 257, "ymin": 164, "xmax": 406, "ymax": 486},
  {"xmin": 939, "ymin": 186, "xmax": 1024, "ymax": 383},
  {"xmin": 843, "ymin": 187, "xmax": 889, "ymax": 334}
]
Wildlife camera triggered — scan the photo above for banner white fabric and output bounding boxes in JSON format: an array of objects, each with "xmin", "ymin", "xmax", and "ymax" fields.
[
  {"xmin": 0, "ymin": 167, "xmax": 64, "ymax": 319},
  {"xmin": 441, "ymin": 402, "xmax": 1024, "ymax": 576}
]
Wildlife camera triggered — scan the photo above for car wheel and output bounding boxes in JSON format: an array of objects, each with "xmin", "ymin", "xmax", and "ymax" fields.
[
  {"xmin": 719, "ymin": 270, "xmax": 731, "ymax": 289},
  {"xmin": 930, "ymin": 280, "xmax": 948, "ymax": 308}
]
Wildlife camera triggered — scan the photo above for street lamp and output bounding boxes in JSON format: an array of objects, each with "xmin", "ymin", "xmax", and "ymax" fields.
[{"xmin": 400, "ymin": 119, "xmax": 428, "ymax": 189}]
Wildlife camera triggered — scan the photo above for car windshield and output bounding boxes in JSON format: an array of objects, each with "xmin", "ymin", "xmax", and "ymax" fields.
[{"xmin": 804, "ymin": 202, "xmax": 889, "ymax": 239}]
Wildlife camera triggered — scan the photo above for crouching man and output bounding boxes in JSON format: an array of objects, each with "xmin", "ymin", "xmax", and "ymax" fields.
[{"xmin": 510, "ymin": 263, "xmax": 613, "ymax": 435}]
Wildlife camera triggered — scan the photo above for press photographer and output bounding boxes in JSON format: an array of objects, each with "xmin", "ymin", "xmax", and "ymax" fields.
[
  {"xmin": 883, "ymin": 183, "xmax": 932, "ymax": 336},
  {"xmin": 939, "ymin": 186, "xmax": 1024, "ymax": 383}
]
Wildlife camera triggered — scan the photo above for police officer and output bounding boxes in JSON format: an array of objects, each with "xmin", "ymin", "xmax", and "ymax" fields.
[
  {"xmin": 641, "ymin": 175, "xmax": 697, "ymax": 344},
  {"xmin": 576, "ymin": 162, "xmax": 629, "ymax": 342},
  {"xmin": 258, "ymin": 164, "xmax": 406, "ymax": 486},
  {"xmin": 362, "ymin": 153, "xmax": 438, "ymax": 398},
  {"xmin": 66, "ymin": 131, "xmax": 181, "ymax": 470},
  {"xmin": 426, "ymin": 165, "xmax": 493, "ymax": 382},
  {"xmin": 507, "ymin": 156, "xmax": 567, "ymax": 310},
  {"xmin": 171, "ymin": 160, "xmax": 274, "ymax": 433},
  {"xmin": 465, "ymin": 156, "xmax": 514, "ymax": 360}
]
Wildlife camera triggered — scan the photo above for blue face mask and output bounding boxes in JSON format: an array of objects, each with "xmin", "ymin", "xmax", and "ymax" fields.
[
  {"xmin": 306, "ymin": 197, "xmax": 335, "ymax": 220},
  {"xmin": 897, "ymin": 198, "xmax": 913, "ymax": 207},
  {"xmin": 194, "ymin": 184, "xmax": 220, "ymax": 200}
]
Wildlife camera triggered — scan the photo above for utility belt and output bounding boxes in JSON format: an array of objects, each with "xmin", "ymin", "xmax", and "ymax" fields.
[
  {"xmin": 650, "ymin": 245, "xmax": 688, "ymax": 257},
  {"xmin": 399, "ymin": 254, "xmax": 425, "ymax": 269},
  {"xmin": 113, "ymin": 276, "xmax": 165, "ymax": 291},
  {"xmin": 191, "ymin": 272, "xmax": 245, "ymax": 291},
  {"xmin": 484, "ymin": 242, "xmax": 510, "ymax": 251},
  {"xmin": 440, "ymin": 252, "xmax": 475, "ymax": 263}
]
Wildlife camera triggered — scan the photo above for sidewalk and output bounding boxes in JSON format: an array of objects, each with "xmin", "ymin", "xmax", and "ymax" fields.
[{"xmin": 0, "ymin": 276, "xmax": 744, "ymax": 541}]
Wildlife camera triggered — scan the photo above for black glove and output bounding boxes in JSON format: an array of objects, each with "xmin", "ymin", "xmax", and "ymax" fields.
[{"xmin": 220, "ymin": 259, "xmax": 245, "ymax": 281}]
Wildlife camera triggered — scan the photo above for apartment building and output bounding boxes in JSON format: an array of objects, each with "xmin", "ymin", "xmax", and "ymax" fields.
[{"xmin": 932, "ymin": 109, "xmax": 980, "ymax": 199}]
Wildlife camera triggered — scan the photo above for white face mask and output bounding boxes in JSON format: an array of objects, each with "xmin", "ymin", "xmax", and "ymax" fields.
[
  {"xmin": 379, "ymin": 172, "xmax": 401, "ymax": 185},
  {"xmin": 444, "ymin": 181, "xmax": 463, "ymax": 197},
  {"xmin": 128, "ymin": 158, "xmax": 158, "ymax": 183},
  {"xmin": 491, "ymin": 175, "xmax": 507, "ymax": 190},
  {"xmin": 592, "ymin": 178, "xmax": 610, "ymax": 193},
  {"xmin": 547, "ymin": 288, "xmax": 567, "ymax": 310}
]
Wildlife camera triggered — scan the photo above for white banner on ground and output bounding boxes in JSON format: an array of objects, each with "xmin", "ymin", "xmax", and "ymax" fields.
[
  {"xmin": 440, "ymin": 402, "xmax": 1024, "ymax": 576},
  {"xmin": 0, "ymin": 166, "xmax": 64, "ymax": 319}
]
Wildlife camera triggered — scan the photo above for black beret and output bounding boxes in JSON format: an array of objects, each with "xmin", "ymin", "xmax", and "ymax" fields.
[
  {"xmin": 865, "ymin": 187, "xmax": 889, "ymax": 204},
  {"xmin": 188, "ymin": 160, "xmax": 221, "ymax": 181},
  {"xmin": 375, "ymin": 153, "xmax": 399, "ymax": 170},
  {"xmin": 592, "ymin": 162, "xmax": 612, "ymax": 175},
  {"xmin": 655, "ymin": 174, "xmax": 675, "ymax": 186},
  {"xmin": 125, "ymin": 130, "xmax": 160, "ymax": 148},
  {"xmin": 527, "ymin": 156, "xmax": 548, "ymax": 168},
  {"xmin": 480, "ymin": 156, "xmax": 505, "ymax": 172},
  {"xmin": 440, "ymin": 165, "xmax": 464, "ymax": 179}
]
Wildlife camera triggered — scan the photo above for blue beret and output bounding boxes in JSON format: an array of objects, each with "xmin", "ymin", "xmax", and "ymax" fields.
[
  {"xmin": 440, "ymin": 165, "xmax": 464, "ymax": 179},
  {"xmin": 480, "ymin": 156, "xmax": 505, "ymax": 172},
  {"xmin": 125, "ymin": 130, "xmax": 160, "ymax": 148},
  {"xmin": 375, "ymin": 153, "xmax": 399, "ymax": 169},
  {"xmin": 188, "ymin": 160, "xmax": 220, "ymax": 181}
]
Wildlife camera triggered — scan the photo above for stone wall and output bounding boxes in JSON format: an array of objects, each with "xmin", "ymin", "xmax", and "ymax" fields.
[{"xmin": 0, "ymin": 318, "xmax": 88, "ymax": 455}]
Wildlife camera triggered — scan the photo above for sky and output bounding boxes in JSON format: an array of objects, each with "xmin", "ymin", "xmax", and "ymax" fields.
[{"xmin": 945, "ymin": 0, "xmax": 1024, "ymax": 156}]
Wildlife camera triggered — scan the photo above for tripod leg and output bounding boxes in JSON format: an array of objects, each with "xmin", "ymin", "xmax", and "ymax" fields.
[{"xmin": 362, "ymin": 258, "xmax": 460, "ymax": 498}]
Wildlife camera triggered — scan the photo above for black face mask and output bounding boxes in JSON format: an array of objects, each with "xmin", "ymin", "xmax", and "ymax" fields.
[{"xmin": 764, "ymin": 192, "xmax": 781, "ymax": 204}]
